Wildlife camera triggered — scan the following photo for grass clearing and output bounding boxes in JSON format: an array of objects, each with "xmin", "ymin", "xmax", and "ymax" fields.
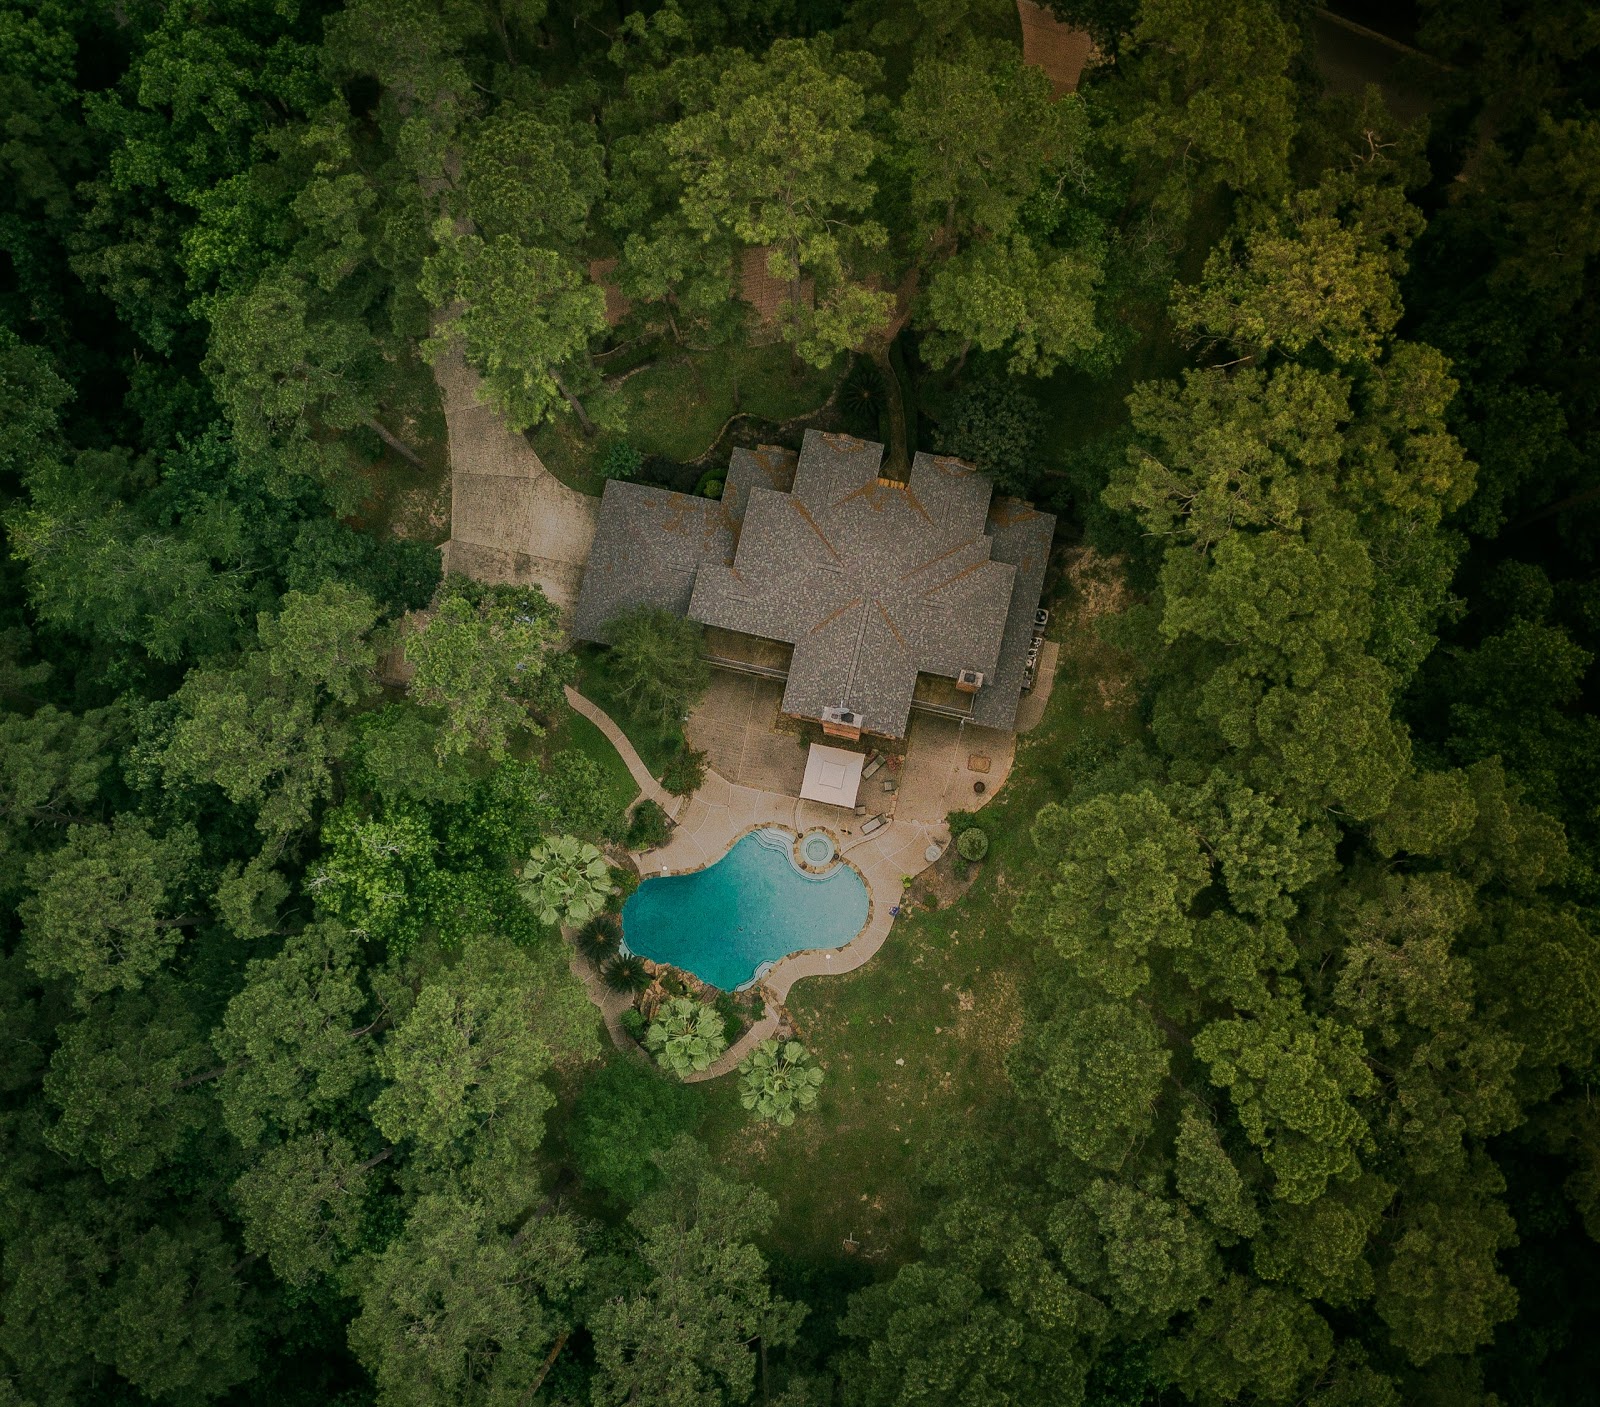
[
  {"xmin": 532, "ymin": 343, "xmax": 843, "ymax": 495},
  {"xmin": 692, "ymin": 550, "xmax": 1140, "ymax": 1273}
]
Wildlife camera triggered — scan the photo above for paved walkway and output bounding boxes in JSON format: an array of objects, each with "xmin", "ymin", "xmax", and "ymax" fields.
[
  {"xmin": 564, "ymin": 685, "xmax": 680, "ymax": 817},
  {"xmin": 433, "ymin": 341, "xmax": 600, "ymax": 613}
]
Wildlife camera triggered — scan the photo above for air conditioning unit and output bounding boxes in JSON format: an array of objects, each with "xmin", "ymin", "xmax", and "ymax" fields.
[{"xmin": 956, "ymin": 669, "xmax": 985, "ymax": 694}]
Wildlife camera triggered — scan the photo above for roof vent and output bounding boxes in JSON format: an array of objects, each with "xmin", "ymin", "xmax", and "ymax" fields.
[{"xmin": 956, "ymin": 669, "xmax": 985, "ymax": 694}]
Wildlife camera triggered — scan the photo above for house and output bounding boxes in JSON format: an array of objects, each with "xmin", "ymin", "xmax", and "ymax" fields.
[{"xmin": 572, "ymin": 430, "xmax": 1054, "ymax": 741}]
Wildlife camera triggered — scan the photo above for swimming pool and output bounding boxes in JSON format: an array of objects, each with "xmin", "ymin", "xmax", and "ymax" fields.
[{"xmin": 622, "ymin": 827, "xmax": 870, "ymax": 991}]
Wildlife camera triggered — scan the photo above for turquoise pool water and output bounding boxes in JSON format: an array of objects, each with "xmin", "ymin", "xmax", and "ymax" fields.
[{"xmin": 622, "ymin": 828, "xmax": 870, "ymax": 991}]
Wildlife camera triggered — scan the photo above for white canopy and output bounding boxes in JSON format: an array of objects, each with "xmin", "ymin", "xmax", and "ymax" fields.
[{"xmin": 799, "ymin": 743, "xmax": 865, "ymax": 808}]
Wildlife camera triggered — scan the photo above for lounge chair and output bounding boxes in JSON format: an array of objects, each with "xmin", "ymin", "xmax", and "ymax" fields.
[
  {"xmin": 861, "ymin": 752, "xmax": 885, "ymax": 781},
  {"xmin": 860, "ymin": 813, "xmax": 888, "ymax": 836}
]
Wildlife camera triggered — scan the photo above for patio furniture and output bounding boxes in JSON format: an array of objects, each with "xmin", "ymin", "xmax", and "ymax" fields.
[
  {"xmin": 860, "ymin": 813, "xmax": 888, "ymax": 836},
  {"xmin": 861, "ymin": 751, "xmax": 885, "ymax": 781},
  {"xmin": 882, "ymin": 778, "xmax": 898, "ymax": 793}
]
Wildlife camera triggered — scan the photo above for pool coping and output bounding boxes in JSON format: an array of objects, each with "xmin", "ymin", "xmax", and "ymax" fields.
[{"xmin": 623, "ymin": 822, "xmax": 876, "ymax": 994}]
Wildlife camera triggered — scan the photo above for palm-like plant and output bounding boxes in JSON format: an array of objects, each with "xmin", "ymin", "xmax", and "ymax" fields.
[
  {"xmin": 601, "ymin": 954, "xmax": 650, "ymax": 994},
  {"xmin": 576, "ymin": 913, "xmax": 622, "ymax": 965},
  {"xmin": 645, "ymin": 996, "xmax": 727, "ymax": 1078},
  {"xmin": 518, "ymin": 834, "xmax": 615, "ymax": 926},
  {"xmin": 737, "ymin": 1038, "xmax": 824, "ymax": 1126}
]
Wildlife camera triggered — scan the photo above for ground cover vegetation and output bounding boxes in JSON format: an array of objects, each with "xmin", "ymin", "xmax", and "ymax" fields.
[{"xmin": 1, "ymin": 0, "xmax": 1598, "ymax": 1404}]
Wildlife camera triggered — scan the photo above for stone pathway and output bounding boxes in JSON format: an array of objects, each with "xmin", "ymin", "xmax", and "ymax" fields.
[
  {"xmin": 432, "ymin": 341, "xmax": 600, "ymax": 613},
  {"xmin": 563, "ymin": 685, "xmax": 680, "ymax": 817}
]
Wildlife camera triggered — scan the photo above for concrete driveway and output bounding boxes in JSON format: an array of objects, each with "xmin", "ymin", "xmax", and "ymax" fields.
[{"xmin": 433, "ymin": 342, "xmax": 600, "ymax": 613}]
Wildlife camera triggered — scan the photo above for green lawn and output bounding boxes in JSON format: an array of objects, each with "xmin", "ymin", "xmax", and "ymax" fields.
[
  {"xmin": 532, "ymin": 343, "xmax": 843, "ymax": 495},
  {"xmin": 691, "ymin": 557, "xmax": 1140, "ymax": 1271},
  {"xmin": 572, "ymin": 646, "xmax": 687, "ymax": 780},
  {"xmin": 543, "ymin": 698, "xmax": 641, "ymax": 815}
]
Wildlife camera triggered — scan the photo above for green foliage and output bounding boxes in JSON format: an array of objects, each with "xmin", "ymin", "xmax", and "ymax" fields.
[
  {"xmin": 569, "ymin": 1059, "xmax": 702, "ymax": 1204},
  {"xmin": 405, "ymin": 577, "xmax": 568, "ymax": 762},
  {"xmin": 20, "ymin": 818, "xmax": 199, "ymax": 1007},
  {"xmin": 588, "ymin": 1137, "xmax": 804, "ymax": 1407},
  {"xmin": 627, "ymin": 797, "xmax": 674, "ymax": 850},
  {"xmin": 932, "ymin": 371, "xmax": 1045, "ymax": 498},
  {"xmin": 645, "ymin": 996, "xmax": 728, "ymax": 1077},
  {"xmin": 518, "ymin": 834, "xmax": 615, "ymax": 927},
  {"xmin": 661, "ymin": 744, "xmax": 709, "ymax": 797},
  {"xmin": 577, "ymin": 912, "xmax": 623, "ymax": 965},
  {"xmin": 602, "ymin": 440, "xmax": 645, "ymax": 480},
  {"xmin": 604, "ymin": 606, "xmax": 711, "ymax": 727},
  {"xmin": 422, "ymin": 229, "xmax": 607, "ymax": 432},
  {"xmin": 955, "ymin": 826, "xmax": 989, "ymax": 862},
  {"xmin": 603, "ymin": 953, "xmax": 652, "ymax": 995},
  {"xmin": 738, "ymin": 1038, "xmax": 824, "ymax": 1125}
]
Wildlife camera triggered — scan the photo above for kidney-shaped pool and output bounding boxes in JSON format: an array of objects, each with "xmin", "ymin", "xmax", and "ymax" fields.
[{"xmin": 622, "ymin": 827, "xmax": 869, "ymax": 991}]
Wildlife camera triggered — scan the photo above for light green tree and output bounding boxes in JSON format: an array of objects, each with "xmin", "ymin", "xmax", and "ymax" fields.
[
  {"xmin": 1029, "ymin": 788, "xmax": 1210, "ymax": 997},
  {"xmin": 1194, "ymin": 994, "xmax": 1376, "ymax": 1204},
  {"xmin": 211, "ymin": 922, "xmax": 378, "ymax": 1147},
  {"xmin": 1006, "ymin": 989, "xmax": 1170, "ymax": 1169},
  {"xmin": 371, "ymin": 934, "xmax": 596, "ymax": 1213},
  {"xmin": 588, "ymin": 1138, "xmax": 804, "ymax": 1407},
  {"xmin": 737, "ymin": 1039, "xmax": 824, "ymax": 1125},
  {"xmin": 232, "ymin": 1131, "xmax": 389, "ymax": 1288},
  {"xmin": 405, "ymin": 578, "xmax": 566, "ymax": 761},
  {"xmin": 41, "ymin": 979, "xmax": 213, "ymax": 1180},
  {"xmin": 421, "ymin": 230, "xmax": 607, "ymax": 432},
  {"xmin": 661, "ymin": 37, "xmax": 891, "ymax": 363},
  {"xmin": 646, "ymin": 996, "xmax": 727, "ymax": 1077},
  {"xmin": 517, "ymin": 835, "xmax": 615, "ymax": 927},
  {"xmin": 347, "ymin": 1192, "xmax": 586, "ymax": 1407}
]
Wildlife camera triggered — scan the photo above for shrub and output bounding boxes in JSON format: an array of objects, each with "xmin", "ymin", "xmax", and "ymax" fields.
[
  {"xmin": 627, "ymin": 798, "xmax": 673, "ymax": 851},
  {"xmin": 619, "ymin": 1007, "xmax": 647, "ymax": 1042},
  {"xmin": 601, "ymin": 954, "xmax": 650, "ymax": 994},
  {"xmin": 661, "ymin": 744, "xmax": 708, "ymax": 797},
  {"xmin": 946, "ymin": 808, "xmax": 981, "ymax": 836},
  {"xmin": 517, "ymin": 834, "xmax": 615, "ymax": 926},
  {"xmin": 604, "ymin": 607, "xmax": 710, "ymax": 727},
  {"xmin": 602, "ymin": 441, "xmax": 644, "ymax": 481},
  {"xmin": 737, "ymin": 1039, "xmax": 824, "ymax": 1126},
  {"xmin": 645, "ymin": 996, "xmax": 727, "ymax": 1077},
  {"xmin": 932, "ymin": 370, "xmax": 1045, "ymax": 498},
  {"xmin": 576, "ymin": 913, "xmax": 622, "ymax": 965},
  {"xmin": 702, "ymin": 477, "xmax": 724, "ymax": 499},
  {"xmin": 957, "ymin": 827, "xmax": 989, "ymax": 862}
]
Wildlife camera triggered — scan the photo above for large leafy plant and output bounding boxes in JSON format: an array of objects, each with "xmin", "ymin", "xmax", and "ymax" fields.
[
  {"xmin": 737, "ymin": 1039, "xmax": 824, "ymax": 1125},
  {"xmin": 645, "ymin": 997, "xmax": 727, "ymax": 1077},
  {"xmin": 517, "ymin": 834, "xmax": 614, "ymax": 926}
]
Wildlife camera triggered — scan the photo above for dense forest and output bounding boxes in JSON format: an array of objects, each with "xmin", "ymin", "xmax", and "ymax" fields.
[{"xmin": 3, "ymin": 0, "xmax": 1598, "ymax": 1403}]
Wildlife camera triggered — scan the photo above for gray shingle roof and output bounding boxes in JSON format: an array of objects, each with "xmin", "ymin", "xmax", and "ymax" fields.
[
  {"xmin": 571, "ymin": 480, "xmax": 733, "ymax": 643},
  {"xmin": 571, "ymin": 431, "xmax": 1055, "ymax": 736}
]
